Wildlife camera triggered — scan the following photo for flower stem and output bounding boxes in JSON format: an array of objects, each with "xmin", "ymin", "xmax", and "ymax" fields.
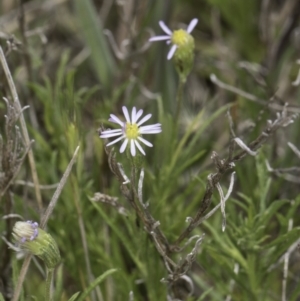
[
  {"xmin": 45, "ymin": 268, "xmax": 54, "ymax": 301},
  {"xmin": 175, "ymin": 78, "xmax": 185, "ymax": 127},
  {"xmin": 12, "ymin": 254, "xmax": 32, "ymax": 301}
]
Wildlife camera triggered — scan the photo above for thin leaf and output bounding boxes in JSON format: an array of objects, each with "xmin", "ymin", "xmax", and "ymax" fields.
[
  {"xmin": 74, "ymin": 0, "xmax": 116, "ymax": 90},
  {"xmin": 258, "ymin": 200, "xmax": 288, "ymax": 227},
  {"xmin": 91, "ymin": 202, "xmax": 145, "ymax": 273},
  {"xmin": 67, "ymin": 292, "xmax": 80, "ymax": 301},
  {"xmin": 76, "ymin": 269, "xmax": 117, "ymax": 301},
  {"xmin": 264, "ymin": 228, "xmax": 300, "ymax": 261},
  {"xmin": 255, "ymin": 151, "xmax": 270, "ymax": 212}
]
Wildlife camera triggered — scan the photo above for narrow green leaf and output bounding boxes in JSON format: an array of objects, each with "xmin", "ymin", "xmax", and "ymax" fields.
[
  {"xmin": 184, "ymin": 103, "xmax": 233, "ymax": 155},
  {"xmin": 74, "ymin": 0, "xmax": 116, "ymax": 90},
  {"xmin": 174, "ymin": 150, "xmax": 206, "ymax": 176},
  {"xmin": 286, "ymin": 196, "xmax": 300, "ymax": 220},
  {"xmin": 264, "ymin": 228, "xmax": 300, "ymax": 260},
  {"xmin": 91, "ymin": 202, "xmax": 145, "ymax": 273},
  {"xmin": 204, "ymin": 222, "xmax": 248, "ymax": 269},
  {"xmin": 67, "ymin": 292, "xmax": 80, "ymax": 301},
  {"xmin": 258, "ymin": 200, "xmax": 288, "ymax": 227},
  {"xmin": 77, "ymin": 269, "xmax": 118, "ymax": 301},
  {"xmin": 255, "ymin": 151, "xmax": 270, "ymax": 212},
  {"xmin": 195, "ymin": 287, "xmax": 213, "ymax": 300}
]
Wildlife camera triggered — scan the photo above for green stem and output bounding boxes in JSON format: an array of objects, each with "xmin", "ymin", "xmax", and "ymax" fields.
[
  {"xmin": 175, "ymin": 79, "xmax": 184, "ymax": 126},
  {"xmin": 45, "ymin": 268, "xmax": 54, "ymax": 301},
  {"xmin": 172, "ymin": 78, "xmax": 186, "ymax": 153}
]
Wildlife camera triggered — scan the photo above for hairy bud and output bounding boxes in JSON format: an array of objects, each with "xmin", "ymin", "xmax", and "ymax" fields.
[{"xmin": 12, "ymin": 221, "xmax": 61, "ymax": 269}]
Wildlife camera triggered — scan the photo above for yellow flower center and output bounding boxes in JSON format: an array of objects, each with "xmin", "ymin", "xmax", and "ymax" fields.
[
  {"xmin": 171, "ymin": 29, "xmax": 190, "ymax": 47},
  {"xmin": 125, "ymin": 123, "xmax": 139, "ymax": 139}
]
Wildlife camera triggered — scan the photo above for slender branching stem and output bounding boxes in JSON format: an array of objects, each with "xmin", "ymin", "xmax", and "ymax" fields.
[
  {"xmin": 40, "ymin": 145, "xmax": 80, "ymax": 228},
  {"xmin": 0, "ymin": 46, "xmax": 43, "ymax": 211},
  {"xmin": 210, "ymin": 73, "xmax": 300, "ymax": 114},
  {"xmin": 172, "ymin": 110, "xmax": 296, "ymax": 248},
  {"xmin": 282, "ymin": 219, "xmax": 293, "ymax": 301}
]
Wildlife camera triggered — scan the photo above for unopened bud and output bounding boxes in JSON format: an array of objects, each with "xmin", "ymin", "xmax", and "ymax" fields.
[{"xmin": 12, "ymin": 221, "xmax": 61, "ymax": 269}]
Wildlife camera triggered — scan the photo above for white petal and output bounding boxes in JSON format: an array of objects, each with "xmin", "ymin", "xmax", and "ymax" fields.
[
  {"xmin": 149, "ymin": 35, "xmax": 171, "ymax": 42},
  {"xmin": 106, "ymin": 135, "xmax": 125, "ymax": 147},
  {"xmin": 167, "ymin": 40, "xmax": 171, "ymax": 45},
  {"xmin": 130, "ymin": 140, "xmax": 136, "ymax": 156},
  {"xmin": 167, "ymin": 45, "xmax": 177, "ymax": 60},
  {"xmin": 140, "ymin": 129, "xmax": 162, "ymax": 134},
  {"xmin": 134, "ymin": 140, "xmax": 146, "ymax": 155},
  {"xmin": 109, "ymin": 114, "xmax": 124, "ymax": 126},
  {"xmin": 131, "ymin": 107, "xmax": 137, "ymax": 123},
  {"xmin": 137, "ymin": 114, "xmax": 152, "ymax": 126},
  {"xmin": 138, "ymin": 136, "xmax": 153, "ymax": 147},
  {"xmin": 140, "ymin": 126, "xmax": 162, "ymax": 133},
  {"xmin": 101, "ymin": 129, "xmax": 122, "ymax": 134},
  {"xmin": 159, "ymin": 21, "xmax": 172, "ymax": 35},
  {"xmin": 122, "ymin": 106, "xmax": 131, "ymax": 123},
  {"xmin": 135, "ymin": 109, "xmax": 143, "ymax": 123},
  {"xmin": 187, "ymin": 18, "xmax": 198, "ymax": 34},
  {"xmin": 100, "ymin": 131, "xmax": 123, "ymax": 138},
  {"xmin": 120, "ymin": 139, "xmax": 129, "ymax": 153},
  {"xmin": 139, "ymin": 129, "xmax": 160, "ymax": 134},
  {"xmin": 139, "ymin": 123, "xmax": 161, "ymax": 130}
]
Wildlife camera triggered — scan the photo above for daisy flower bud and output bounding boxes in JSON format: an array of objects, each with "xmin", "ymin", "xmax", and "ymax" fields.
[{"xmin": 12, "ymin": 221, "xmax": 61, "ymax": 270}]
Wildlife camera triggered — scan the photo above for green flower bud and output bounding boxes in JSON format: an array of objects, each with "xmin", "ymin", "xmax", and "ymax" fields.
[
  {"xmin": 171, "ymin": 29, "xmax": 195, "ymax": 82},
  {"xmin": 149, "ymin": 19, "xmax": 198, "ymax": 82},
  {"xmin": 12, "ymin": 221, "xmax": 61, "ymax": 269}
]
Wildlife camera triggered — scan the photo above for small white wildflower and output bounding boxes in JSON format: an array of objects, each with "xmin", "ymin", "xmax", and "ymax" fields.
[
  {"xmin": 149, "ymin": 18, "xmax": 198, "ymax": 60},
  {"xmin": 100, "ymin": 106, "xmax": 162, "ymax": 156}
]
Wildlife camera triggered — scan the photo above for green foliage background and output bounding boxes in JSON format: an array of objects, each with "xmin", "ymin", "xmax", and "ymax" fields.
[{"xmin": 0, "ymin": 0, "xmax": 299, "ymax": 300}]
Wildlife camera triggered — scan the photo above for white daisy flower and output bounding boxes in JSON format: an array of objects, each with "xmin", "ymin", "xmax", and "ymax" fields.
[
  {"xmin": 100, "ymin": 106, "xmax": 162, "ymax": 156},
  {"xmin": 149, "ymin": 18, "xmax": 198, "ymax": 60}
]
